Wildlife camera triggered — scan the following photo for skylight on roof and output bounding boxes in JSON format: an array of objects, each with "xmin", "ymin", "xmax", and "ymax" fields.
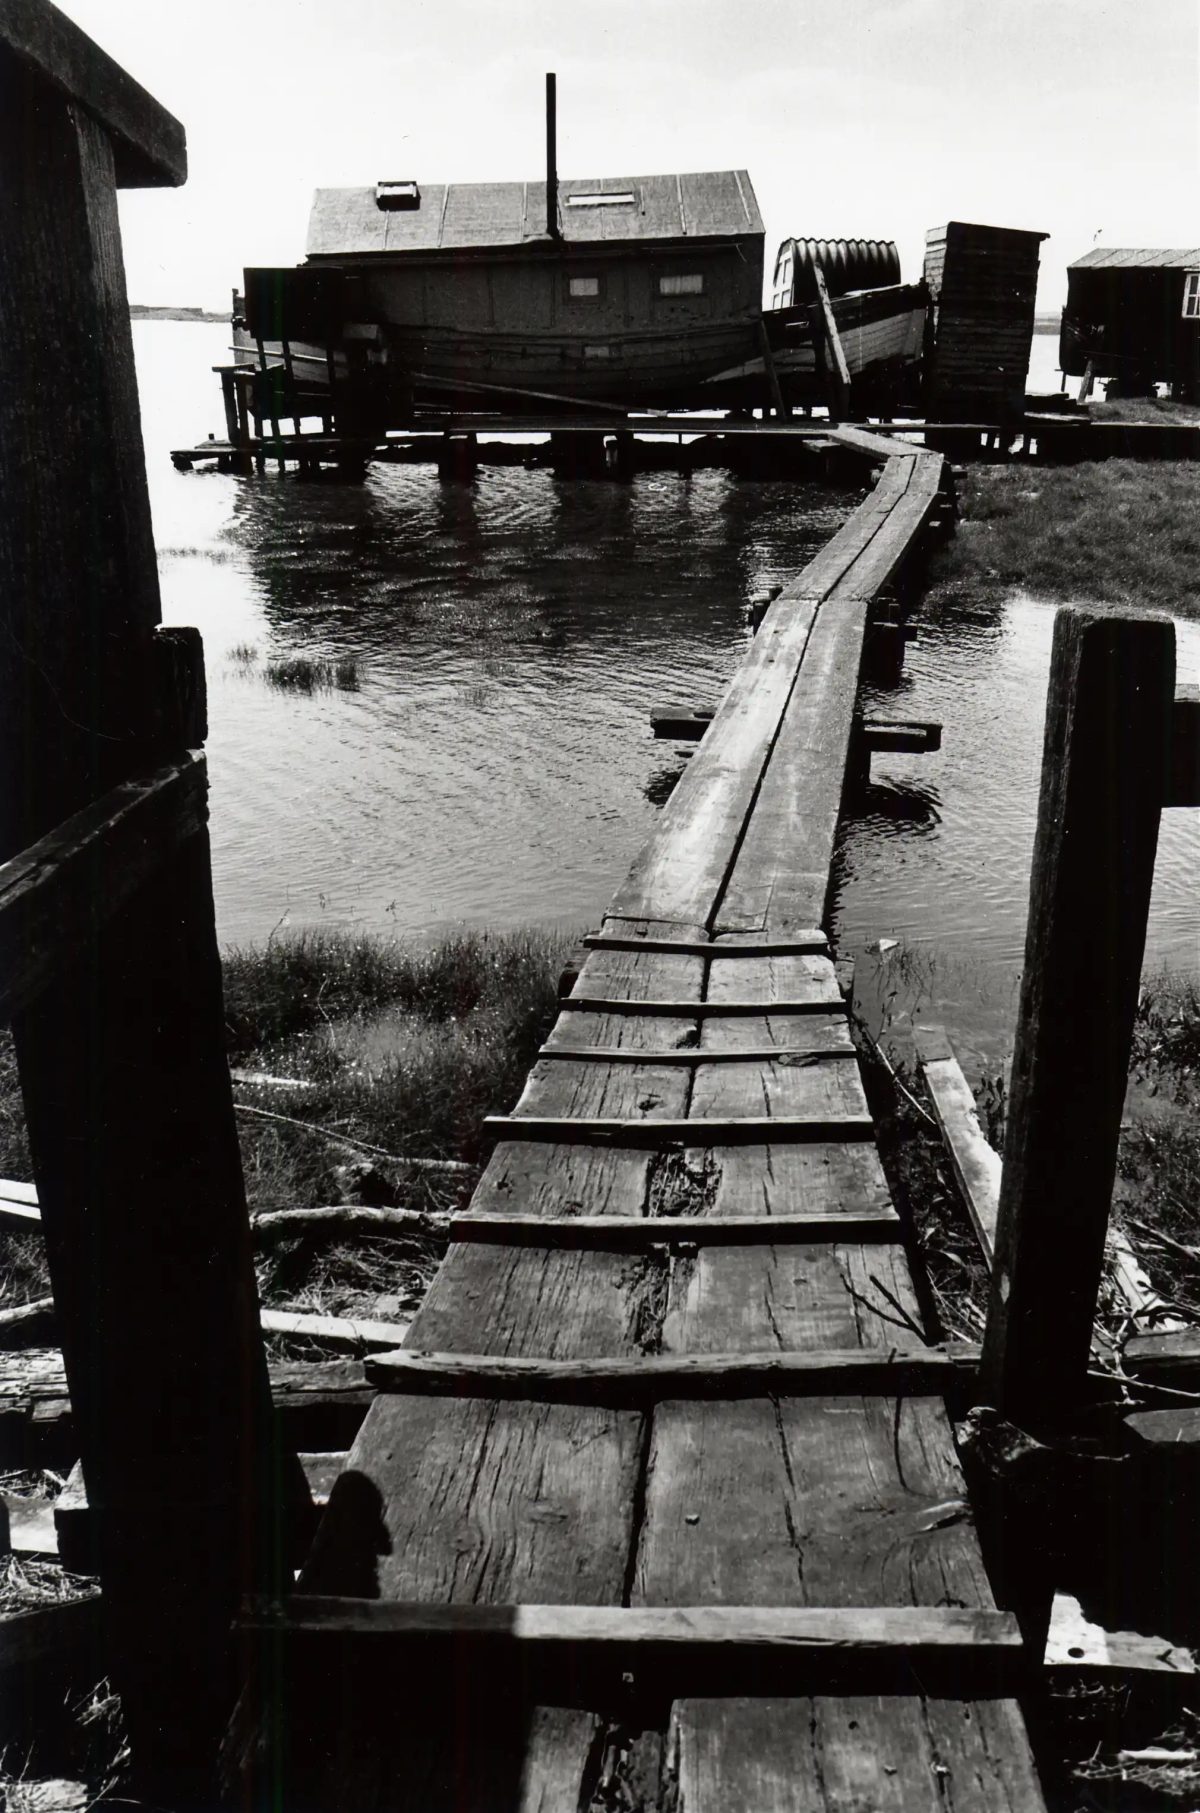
[
  {"xmin": 376, "ymin": 181, "xmax": 420, "ymax": 211},
  {"xmin": 565, "ymin": 191, "xmax": 635, "ymax": 208}
]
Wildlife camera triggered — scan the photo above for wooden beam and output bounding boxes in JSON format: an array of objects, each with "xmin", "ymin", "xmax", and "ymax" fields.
[
  {"xmin": 0, "ymin": 0, "xmax": 186, "ymax": 187},
  {"xmin": 483, "ymin": 1112, "xmax": 874, "ymax": 1148},
  {"xmin": 812, "ymin": 266, "xmax": 851, "ymax": 418},
  {"xmin": 1124, "ymin": 1330, "xmax": 1200, "ymax": 1387},
  {"xmin": 913, "ymin": 1024, "xmax": 1001, "ymax": 1261},
  {"xmin": 582, "ymin": 933, "xmax": 827, "ymax": 957},
  {"xmin": 535, "ymin": 1042, "xmax": 855, "ymax": 1066},
  {"xmin": 240, "ymin": 1596, "xmax": 1024, "ymax": 1697},
  {"xmin": 447, "ymin": 1208, "xmax": 901, "ymax": 1247},
  {"xmin": 1169, "ymin": 682, "xmax": 1200, "ymax": 807},
  {"xmin": 981, "ymin": 611, "xmax": 1176, "ymax": 1424},
  {"xmin": 859, "ymin": 717, "xmax": 942, "ymax": 756},
  {"xmin": 363, "ymin": 1343, "xmax": 976, "ymax": 1402},
  {"xmin": 558, "ymin": 995, "xmax": 846, "ymax": 1017},
  {"xmin": 650, "ymin": 705, "xmax": 714, "ymax": 740},
  {"xmin": 0, "ymin": 49, "xmax": 286, "ymax": 1786},
  {"xmin": 0, "ymin": 754, "xmax": 207, "ymax": 1024},
  {"xmin": 1045, "ymin": 1592, "xmax": 1196, "ymax": 1676},
  {"xmin": 258, "ymin": 1309, "xmax": 412, "ymax": 1353}
]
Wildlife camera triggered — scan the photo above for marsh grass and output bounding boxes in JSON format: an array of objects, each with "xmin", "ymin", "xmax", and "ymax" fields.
[
  {"xmin": 930, "ymin": 461, "xmax": 1200, "ymax": 616},
  {"xmin": 227, "ymin": 642, "xmax": 258, "ymax": 665},
  {"xmin": 262, "ymin": 655, "xmax": 360, "ymax": 693},
  {"xmin": 0, "ymin": 925, "xmax": 572, "ymax": 1331}
]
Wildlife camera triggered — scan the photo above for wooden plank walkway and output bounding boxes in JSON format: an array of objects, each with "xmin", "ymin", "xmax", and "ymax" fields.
[{"xmin": 256, "ymin": 436, "xmax": 1046, "ymax": 1809}]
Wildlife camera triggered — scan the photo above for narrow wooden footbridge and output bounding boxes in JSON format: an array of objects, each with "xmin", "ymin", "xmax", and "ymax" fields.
[{"xmin": 243, "ymin": 434, "xmax": 1047, "ymax": 1809}]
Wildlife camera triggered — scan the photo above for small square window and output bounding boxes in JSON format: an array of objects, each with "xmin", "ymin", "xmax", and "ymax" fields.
[
  {"xmin": 1183, "ymin": 272, "xmax": 1200, "ymax": 319},
  {"xmin": 569, "ymin": 276, "xmax": 601, "ymax": 299},
  {"xmin": 659, "ymin": 273, "xmax": 704, "ymax": 297}
]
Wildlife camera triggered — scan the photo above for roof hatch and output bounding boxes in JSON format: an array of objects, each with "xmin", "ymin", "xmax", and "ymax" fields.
[{"xmin": 375, "ymin": 180, "xmax": 420, "ymax": 211}]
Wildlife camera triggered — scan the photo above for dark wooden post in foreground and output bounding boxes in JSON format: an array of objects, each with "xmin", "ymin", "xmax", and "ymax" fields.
[
  {"xmin": 0, "ymin": 5, "xmax": 284, "ymax": 1798},
  {"xmin": 980, "ymin": 610, "xmax": 1177, "ymax": 1426}
]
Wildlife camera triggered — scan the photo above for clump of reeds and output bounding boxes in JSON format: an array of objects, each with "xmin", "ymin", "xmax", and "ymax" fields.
[
  {"xmin": 262, "ymin": 656, "xmax": 360, "ymax": 693},
  {"xmin": 228, "ymin": 642, "xmax": 259, "ymax": 665}
]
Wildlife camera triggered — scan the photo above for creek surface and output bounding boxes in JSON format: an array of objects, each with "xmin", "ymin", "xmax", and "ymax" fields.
[{"xmin": 143, "ymin": 321, "xmax": 1199, "ymax": 1063}]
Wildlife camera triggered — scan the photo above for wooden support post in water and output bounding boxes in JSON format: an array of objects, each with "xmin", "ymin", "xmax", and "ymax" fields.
[
  {"xmin": 980, "ymin": 610, "xmax": 1176, "ymax": 1426},
  {"xmin": 0, "ymin": 8, "xmax": 286, "ymax": 1797}
]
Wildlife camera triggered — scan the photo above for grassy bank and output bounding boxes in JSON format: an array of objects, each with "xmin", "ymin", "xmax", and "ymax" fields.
[
  {"xmin": 0, "ymin": 925, "xmax": 572, "ymax": 1325},
  {"xmin": 929, "ymin": 460, "xmax": 1200, "ymax": 617}
]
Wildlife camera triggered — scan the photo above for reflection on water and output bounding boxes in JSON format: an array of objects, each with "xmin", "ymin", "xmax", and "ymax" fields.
[
  {"xmin": 141, "ymin": 321, "xmax": 854, "ymax": 946},
  {"xmin": 139, "ymin": 321, "xmax": 1198, "ymax": 1059}
]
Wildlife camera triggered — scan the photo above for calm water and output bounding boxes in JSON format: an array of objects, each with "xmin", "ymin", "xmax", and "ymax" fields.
[{"xmin": 140, "ymin": 321, "xmax": 1198, "ymax": 1058}]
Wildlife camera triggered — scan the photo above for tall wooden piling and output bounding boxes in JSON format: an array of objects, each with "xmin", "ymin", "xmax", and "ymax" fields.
[
  {"xmin": 980, "ymin": 610, "xmax": 1176, "ymax": 1425},
  {"xmin": 0, "ymin": 7, "xmax": 283, "ymax": 1797}
]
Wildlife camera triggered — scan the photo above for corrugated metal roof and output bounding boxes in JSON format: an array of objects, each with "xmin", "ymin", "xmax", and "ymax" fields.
[
  {"xmin": 1069, "ymin": 247, "xmax": 1200, "ymax": 271},
  {"xmin": 306, "ymin": 171, "xmax": 763, "ymax": 258}
]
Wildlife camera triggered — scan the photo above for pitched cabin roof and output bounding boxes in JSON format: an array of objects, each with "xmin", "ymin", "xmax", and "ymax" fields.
[
  {"xmin": 1069, "ymin": 247, "xmax": 1200, "ymax": 271},
  {"xmin": 306, "ymin": 171, "xmax": 763, "ymax": 259}
]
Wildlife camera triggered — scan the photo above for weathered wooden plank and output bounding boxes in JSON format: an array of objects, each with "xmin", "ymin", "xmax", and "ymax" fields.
[
  {"xmin": 449, "ymin": 1209, "xmax": 901, "ymax": 1247},
  {"xmin": 363, "ymin": 1345, "xmax": 973, "ymax": 1401},
  {"xmin": 914, "ymin": 1023, "xmax": 1001, "ymax": 1261},
  {"xmin": 0, "ymin": 0, "xmax": 186, "ymax": 187},
  {"xmin": 981, "ymin": 612, "xmax": 1176, "ymax": 1421},
  {"xmin": 258, "ymin": 1309, "xmax": 412, "ymax": 1353},
  {"xmin": 1045, "ymin": 1592, "xmax": 1197, "ymax": 1676},
  {"xmin": 670, "ymin": 1694, "xmax": 1046, "ymax": 1810},
  {"xmin": 608, "ymin": 594, "xmax": 823, "ymax": 925},
  {"xmin": 713, "ymin": 600, "xmax": 870, "ymax": 933},
  {"xmin": 484, "ymin": 1111, "xmax": 875, "ymax": 1146},
  {"xmin": 582, "ymin": 933, "xmax": 827, "ymax": 957},
  {"xmin": 246, "ymin": 1597, "xmax": 1024, "ymax": 1696},
  {"xmin": 0, "ymin": 754, "xmax": 208, "ymax": 1024},
  {"xmin": 535, "ymin": 1039, "xmax": 856, "ymax": 1065},
  {"xmin": 266, "ymin": 931, "xmax": 704, "ymax": 1809},
  {"xmin": 557, "ymin": 994, "xmax": 846, "ymax": 1017}
]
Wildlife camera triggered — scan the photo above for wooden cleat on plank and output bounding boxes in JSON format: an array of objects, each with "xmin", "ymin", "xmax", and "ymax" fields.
[
  {"xmin": 363, "ymin": 1342, "xmax": 979, "ymax": 1403},
  {"xmin": 448, "ymin": 1208, "xmax": 901, "ymax": 1247},
  {"xmin": 582, "ymin": 931, "xmax": 827, "ymax": 956},
  {"xmin": 558, "ymin": 994, "xmax": 846, "ymax": 1017},
  {"xmin": 238, "ymin": 1597, "xmax": 1026, "ymax": 1699},
  {"xmin": 483, "ymin": 1112, "xmax": 874, "ymax": 1147}
]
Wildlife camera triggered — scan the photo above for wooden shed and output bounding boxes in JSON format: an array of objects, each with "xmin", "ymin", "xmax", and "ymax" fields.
[
  {"xmin": 1059, "ymin": 248, "xmax": 1200, "ymax": 398},
  {"xmin": 923, "ymin": 222, "xmax": 1047, "ymax": 421}
]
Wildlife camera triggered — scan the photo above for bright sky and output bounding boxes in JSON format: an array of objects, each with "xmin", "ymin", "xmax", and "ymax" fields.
[{"xmin": 57, "ymin": 0, "xmax": 1200, "ymax": 313}]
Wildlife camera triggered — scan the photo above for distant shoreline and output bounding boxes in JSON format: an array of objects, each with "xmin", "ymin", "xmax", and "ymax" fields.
[{"xmin": 129, "ymin": 304, "xmax": 226, "ymax": 323}]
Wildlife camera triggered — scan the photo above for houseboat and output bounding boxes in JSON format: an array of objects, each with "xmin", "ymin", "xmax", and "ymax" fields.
[{"xmin": 236, "ymin": 79, "xmax": 767, "ymax": 423}]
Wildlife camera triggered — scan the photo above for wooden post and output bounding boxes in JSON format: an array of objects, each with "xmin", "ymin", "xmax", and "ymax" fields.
[
  {"xmin": 980, "ymin": 610, "xmax": 1176, "ymax": 1426},
  {"xmin": 812, "ymin": 265, "xmax": 851, "ymax": 421},
  {"xmin": 0, "ymin": 9, "xmax": 285, "ymax": 1797},
  {"xmin": 220, "ymin": 367, "xmax": 240, "ymax": 446}
]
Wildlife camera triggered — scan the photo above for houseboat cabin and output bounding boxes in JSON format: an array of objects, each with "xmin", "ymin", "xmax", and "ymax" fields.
[
  {"xmin": 1059, "ymin": 247, "xmax": 1200, "ymax": 399},
  {"xmin": 242, "ymin": 170, "xmax": 765, "ymax": 416},
  {"xmin": 923, "ymin": 221, "xmax": 1047, "ymax": 420}
]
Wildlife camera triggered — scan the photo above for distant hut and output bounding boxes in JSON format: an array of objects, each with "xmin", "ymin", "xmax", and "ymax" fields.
[
  {"xmin": 1059, "ymin": 248, "xmax": 1200, "ymax": 398},
  {"xmin": 923, "ymin": 221, "xmax": 1048, "ymax": 421}
]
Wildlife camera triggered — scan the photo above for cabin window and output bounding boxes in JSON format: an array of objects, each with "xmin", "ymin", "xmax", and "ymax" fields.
[
  {"xmin": 566, "ymin": 191, "xmax": 636, "ymax": 208},
  {"xmin": 1183, "ymin": 272, "xmax": 1200, "ymax": 319},
  {"xmin": 375, "ymin": 180, "xmax": 420, "ymax": 211},
  {"xmin": 659, "ymin": 273, "xmax": 705, "ymax": 297},
  {"xmin": 583, "ymin": 344, "xmax": 613, "ymax": 359},
  {"xmin": 566, "ymin": 274, "xmax": 603, "ymax": 300}
]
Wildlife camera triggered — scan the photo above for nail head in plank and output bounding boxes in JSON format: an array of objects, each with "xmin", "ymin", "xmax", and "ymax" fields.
[
  {"xmin": 582, "ymin": 934, "xmax": 828, "ymax": 958},
  {"xmin": 364, "ymin": 1343, "xmax": 978, "ymax": 1403},
  {"xmin": 448, "ymin": 1209, "xmax": 901, "ymax": 1248},
  {"xmin": 483, "ymin": 1113, "xmax": 874, "ymax": 1148},
  {"xmin": 0, "ymin": 0, "xmax": 187, "ymax": 187},
  {"xmin": 240, "ymin": 1596, "xmax": 1025, "ymax": 1697}
]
